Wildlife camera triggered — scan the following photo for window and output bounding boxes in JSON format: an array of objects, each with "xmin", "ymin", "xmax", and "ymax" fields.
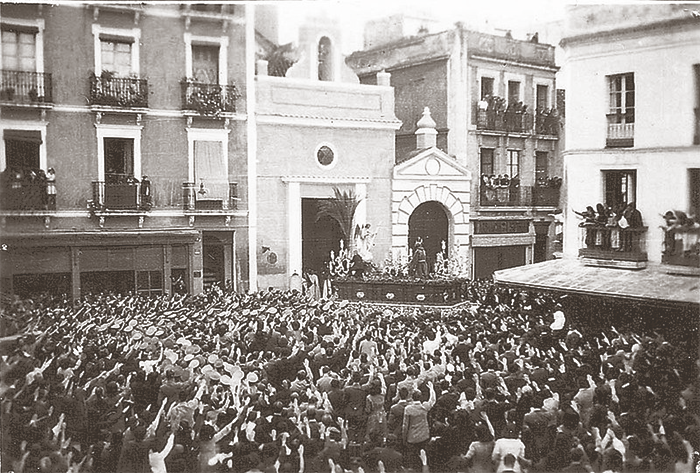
[
  {"xmin": 508, "ymin": 81, "xmax": 520, "ymax": 105},
  {"xmin": 192, "ymin": 44, "xmax": 219, "ymax": 83},
  {"xmin": 4, "ymin": 130, "xmax": 41, "ymax": 169},
  {"xmin": 100, "ymin": 39, "xmax": 132, "ymax": 76},
  {"xmin": 507, "ymin": 150, "xmax": 520, "ymax": 178},
  {"xmin": 184, "ymin": 33, "xmax": 228, "ymax": 84},
  {"xmin": 481, "ymin": 77, "xmax": 494, "ymax": 99},
  {"xmin": 536, "ymin": 84, "xmax": 549, "ymax": 112},
  {"xmin": 480, "ymin": 148, "xmax": 494, "ymax": 176},
  {"xmin": 92, "ymin": 25, "xmax": 140, "ymax": 76},
  {"xmin": 318, "ymin": 36, "xmax": 333, "ymax": 81},
  {"xmin": 104, "ymin": 138, "xmax": 134, "ymax": 183},
  {"xmin": 317, "ymin": 145, "xmax": 334, "ymax": 167},
  {"xmin": 535, "ymin": 151, "xmax": 548, "ymax": 185},
  {"xmin": 690, "ymin": 169, "xmax": 700, "ymax": 219},
  {"xmin": 607, "ymin": 73, "xmax": 635, "ymax": 147},
  {"xmin": 2, "ymin": 28, "xmax": 36, "ymax": 71},
  {"xmin": 137, "ymin": 271, "xmax": 163, "ymax": 296},
  {"xmin": 194, "ymin": 141, "xmax": 228, "ymax": 202},
  {"xmin": 603, "ymin": 170, "xmax": 636, "ymax": 212}
]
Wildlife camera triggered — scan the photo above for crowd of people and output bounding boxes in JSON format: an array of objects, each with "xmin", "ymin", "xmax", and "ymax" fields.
[{"xmin": 1, "ymin": 280, "xmax": 698, "ymax": 473}]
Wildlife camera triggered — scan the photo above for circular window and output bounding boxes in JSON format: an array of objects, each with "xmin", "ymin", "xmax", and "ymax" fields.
[{"xmin": 316, "ymin": 145, "xmax": 335, "ymax": 167}]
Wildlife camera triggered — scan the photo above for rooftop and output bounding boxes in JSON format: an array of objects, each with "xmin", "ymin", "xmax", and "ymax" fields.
[{"xmin": 494, "ymin": 258, "xmax": 699, "ymax": 308}]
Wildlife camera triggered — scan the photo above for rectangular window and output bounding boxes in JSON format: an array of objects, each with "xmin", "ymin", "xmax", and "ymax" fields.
[
  {"xmin": 137, "ymin": 270, "xmax": 163, "ymax": 296},
  {"xmin": 194, "ymin": 140, "xmax": 228, "ymax": 202},
  {"xmin": 535, "ymin": 151, "xmax": 548, "ymax": 185},
  {"xmin": 536, "ymin": 84, "xmax": 549, "ymax": 112},
  {"xmin": 603, "ymin": 170, "xmax": 636, "ymax": 212},
  {"xmin": 481, "ymin": 77, "xmax": 494, "ymax": 99},
  {"xmin": 690, "ymin": 169, "xmax": 700, "ymax": 220},
  {"xmin": 104, "ymin": 138, "xmax": 134, "ymax": 183},
  {"xmin": 508, "ymin": 80, "xmax": 520, "ymax": 105},
  {"xmin": 2, "ymin": 28, "xmax": 36, "ymax": 71},
  {"xmin": 507, "ymin": 150, "xmax": 520, "ymax": 179},
  {"xmin": 607, "ymin": 73, "xmax": 635, "ymax": 147},
  {"xmin": 101, "ymin": 38, "xmax": 132, "ymax": 76},
  {"xmin": 192, "ymin": 44, "xmax": 219, "ymax": 83},
  {"xmin": 4, "ymin": 130, "xmax": 41, "ymax": 169},
  {"xmin": 480, "ymin": 148, "xmax": 494, "ymax": 176}
]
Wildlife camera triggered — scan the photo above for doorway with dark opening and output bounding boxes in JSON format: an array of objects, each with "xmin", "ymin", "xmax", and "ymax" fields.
[
  {"xmin": 302, "ymin": 198, "xmax": 344, "ymax": 278},
  {"xmin": 408, "ymin": 201, "xmax": 449, "ymax": 274}
]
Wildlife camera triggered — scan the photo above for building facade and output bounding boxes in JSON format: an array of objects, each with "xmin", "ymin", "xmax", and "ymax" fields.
[
  {"xmin": 494, "ymin": 5, "xmax": 699, "ymax": 323},
  {"xmin": 346, "ymin": 21, "xmax": 563, "ymax": 279},
  {"xmin": 0, "ymin": 3, "xmax": 400, "ymax": 298},
  {"xmin": 561, "ymin": 4, "xmax": 700, "ymax": 274},
  {"xmin": 253, "ymin": 16, "xmax": 400, "ymax": 290}
]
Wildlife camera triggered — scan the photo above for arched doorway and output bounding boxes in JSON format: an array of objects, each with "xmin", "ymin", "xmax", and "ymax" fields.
[
  {"xmin": 408, "ymin": 201, "xmax": 449, "ymax": 273},
  {"xmin": 302, "ymin": 198, "xmax": 344, "ymax": 276}
]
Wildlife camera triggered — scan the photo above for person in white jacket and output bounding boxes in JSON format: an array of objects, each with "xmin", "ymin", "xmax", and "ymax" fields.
[{"xmin": 492, "ymin": 424, "xmax": 530, "ymax": 473}]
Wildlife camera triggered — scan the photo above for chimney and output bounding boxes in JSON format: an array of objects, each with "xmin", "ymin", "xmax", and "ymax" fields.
[{"xmin": 415, "ymin": 107, "xmax": 437, "ymax": 149}]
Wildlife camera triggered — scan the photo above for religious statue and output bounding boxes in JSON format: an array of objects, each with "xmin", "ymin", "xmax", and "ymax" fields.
[{"xmin": 354, "ymin": 223, "xmax": 377, "ymax": 262}]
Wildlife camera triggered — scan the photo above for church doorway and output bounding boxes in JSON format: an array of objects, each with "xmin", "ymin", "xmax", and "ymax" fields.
[
  {"xmin": 302, "ymin": 198, "xmax": 344, "ymax": 276},
  {"xmin": 408, "ymin": 201, "xmax": 449, "ymax": 274}
]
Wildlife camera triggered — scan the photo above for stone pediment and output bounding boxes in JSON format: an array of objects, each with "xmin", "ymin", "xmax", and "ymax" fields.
[{"xmin": 394, "ymin": 147, "xmax": 472, "ymax": 181}]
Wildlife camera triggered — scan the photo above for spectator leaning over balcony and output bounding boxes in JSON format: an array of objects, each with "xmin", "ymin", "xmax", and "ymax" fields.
[{"xmin": 45, "ymin": 168, "xmax": 56, "ymax": 211}]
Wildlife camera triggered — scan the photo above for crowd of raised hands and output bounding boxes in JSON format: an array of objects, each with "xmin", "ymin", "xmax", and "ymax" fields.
[{"xmin": 0, "ymin": 279, "xmax": 698, "ymax": 473}]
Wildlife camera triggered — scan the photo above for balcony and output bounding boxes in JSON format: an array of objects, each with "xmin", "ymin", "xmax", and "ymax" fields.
[
  {"xmin": 662, "ymin": 227, "xmax": 700, "ymax": 275},
  {"xmin": 88, "ymin": 72, "xmax": 148, "ymax": 108},
  {"xmin": 183, "ymin": 182, "xmax": 238, "ymax": 211},
  {"xmin": 606, "ymin": 114, "xmax": 634, "ymax": 147},
  {"xmin": 91, "ymin": 180, "xmax": 152, "ymax": 212},
  {"xmin": 578, "ymin": 225, "xmax": 647, "ymax": 269},
  {"xmin": 531, "ymin": 186, "xmax": 560, "ymax": 207},
  {"xmin": 534, "ymin": 111, "xmax": 560, "ymax": 136},
  {"xmin": 0, "ymin": 168, "xmax": 54, "ymax": 211},
  {"xmin": 1, "ymin": 70, "xmax": 53, "ymax": 105},
  {"xmin": 476, "ymin": 109, "xmax": 533, "ymax": 134},
  {"xmin": 480, "ymin": 184, "xmax": 560, "ymax": 207},
  {"xmin": 181, "ymin": 80, "xmax": 241, "ymax": 116}
]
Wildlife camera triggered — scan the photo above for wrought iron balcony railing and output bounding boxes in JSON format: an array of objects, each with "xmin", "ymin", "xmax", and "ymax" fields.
[
  {"xmin": 181, "ymin": 81, "xmax": 241, "ymax": 116},
  {"xmin": 578, "ymin": 225, "xmax": 647, "ymax": 267},
  {"xmin": 91, "ymin": 180, "xmax": 152, "ymax": 211},
  {"xmin": 89, "ymin": 73, "xmax": 148, "ymax": 108},
  {"xmin": 476, "ymin": 109, "xmax": 533, "ymax": 134},
  {"xmin": 662, "ymin": 227, "xmax": 700, "ymax": 268},
  {"xmin": 1, "ymin": 70, "xmax": 53, "ymax": 104},
  {"xmin": 0, "ymin": 168, "xmax": 54, "ymax": 211},
  {"xmin": 479, "ymin": 185, "xmax": 560, "ymax": 207},
  {"xmin": 182, "ymin": 181, "xmax": 238, "ymax": 211}
]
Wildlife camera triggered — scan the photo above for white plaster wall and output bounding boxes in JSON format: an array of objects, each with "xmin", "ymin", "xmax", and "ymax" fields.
[
  {"xmin": 564, "ymin": 149, "xmax": 699, "ymax": 263},
  {"xmin": 564, "ymin": 26, "xmax": 700, "ymax": 151}
]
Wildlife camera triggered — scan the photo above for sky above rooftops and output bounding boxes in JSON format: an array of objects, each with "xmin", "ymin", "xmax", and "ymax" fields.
[{"xmin": 277, "ymin": 0, "xmax": 568, "ymax": 53}]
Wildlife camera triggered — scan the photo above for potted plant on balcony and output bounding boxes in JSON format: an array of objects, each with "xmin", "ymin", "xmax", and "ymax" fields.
[{"xmin": 1, "ymin": 87, "xmax": 15, "ymax": 101}]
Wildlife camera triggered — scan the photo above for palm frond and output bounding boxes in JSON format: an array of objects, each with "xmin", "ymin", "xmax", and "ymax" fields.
[{"xmin": 316, "ymin": 187, "xmax": 363, "ymax": 244}]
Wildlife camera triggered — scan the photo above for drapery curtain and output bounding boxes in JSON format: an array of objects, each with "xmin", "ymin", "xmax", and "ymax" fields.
[{"xmin": 194, "ymin": 140, "xmax": 227, "ymax": 201}]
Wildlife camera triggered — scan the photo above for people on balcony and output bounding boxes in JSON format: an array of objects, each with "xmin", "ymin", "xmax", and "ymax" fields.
[
  {"xmin": 661, "ymin": 210, "xmax": 700, "ymax": 258},
  {"xmin": 46, "ymin": 168, "xmax": 56, "ymax": 211},
  {"xmin": 0, "ymin": 166, "xmax": 49, "ymax": 210},
  {"xmin": 576, "ymin": 202, "xmax": 644, "ymax": 252}
]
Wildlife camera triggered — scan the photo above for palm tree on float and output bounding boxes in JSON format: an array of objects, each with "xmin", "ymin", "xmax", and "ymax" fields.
[{"xmin": 316, "ymin": 187, "xmax": 362, "ymax": 253}]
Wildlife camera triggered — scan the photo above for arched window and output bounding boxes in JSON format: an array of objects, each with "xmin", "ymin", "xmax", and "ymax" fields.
[{"xmin": 317, "ymin": 36, "xmax": 333, "ymax": 81}]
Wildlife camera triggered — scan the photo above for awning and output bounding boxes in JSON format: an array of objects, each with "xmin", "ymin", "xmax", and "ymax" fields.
[{"xmin": 494, "ymin": 258, "xmax": 700, "ymax": 307}]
